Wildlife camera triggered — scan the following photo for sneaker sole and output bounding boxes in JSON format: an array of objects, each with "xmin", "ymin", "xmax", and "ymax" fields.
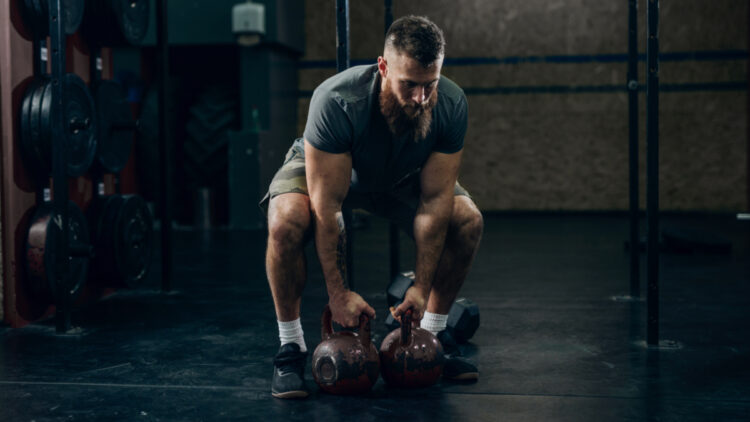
[
  {"xmin": 445, "ymin": 372, "xmax": 479, "ymax": 381},
  {"xmin": 272, "ymin": 390, "xmax": 309, "ymax": 399}
]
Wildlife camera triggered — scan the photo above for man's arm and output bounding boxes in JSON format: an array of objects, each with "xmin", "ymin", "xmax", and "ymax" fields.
[
  {"xmin": 394, "ymin": 149, "xmax": 463, "ymax": 321},
  {"xmin": 305, "ymin": 139, "xmax": 376, "ymax": 327}
]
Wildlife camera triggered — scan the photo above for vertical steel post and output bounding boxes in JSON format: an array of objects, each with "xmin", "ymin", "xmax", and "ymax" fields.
[
  {"xmin": 336, "ymin": 0, "xmax": 354, "ymax": 288},
  {"xmin": 336, "ymin": 0, "xmax": 350, "ymax": 73},
  {"xmin": 646, "ymin": 0, "xmax": 660, "ymax": 346},
  {"xmin": 385, "ymin": 0, "xmax": 393, "ymax": 31},
  {"xmin": 627, "ymin": 0, "xmax": 640, "ymax": 298},
  {"xmin": 157, "ymin": 0, "xmax": 174, "ymax": 292},
  {"xmin": 385, "ymin": 0, "xmax": 400, "ymax": 279},
  {"xmin": 49, "ymin": 0, "xmax": 71, "ymax": 333}
]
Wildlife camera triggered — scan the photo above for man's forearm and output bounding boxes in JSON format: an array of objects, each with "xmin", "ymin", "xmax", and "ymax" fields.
[
  {"xmin": 413, "ymin": 196, "xmax": 454, "ymax": 293},
  {"xmin": 313, "ymin": 209, "xmax": 349, "ymax": 298}
]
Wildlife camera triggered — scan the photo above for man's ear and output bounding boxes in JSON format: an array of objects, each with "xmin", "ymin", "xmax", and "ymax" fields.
[{"xmin": 377, "ymin": 56, "xmax": 387, "ymax": 78}]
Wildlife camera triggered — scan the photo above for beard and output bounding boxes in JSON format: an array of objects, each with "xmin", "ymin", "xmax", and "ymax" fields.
[{"xmin": 379, "ymin": 78, "xmax": 437, "ymax": 142}]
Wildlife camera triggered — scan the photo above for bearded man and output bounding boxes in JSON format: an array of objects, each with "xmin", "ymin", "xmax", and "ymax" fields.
[{"xmin": 261, "ymin": 15, "xmax": 483, "ymax": 399}]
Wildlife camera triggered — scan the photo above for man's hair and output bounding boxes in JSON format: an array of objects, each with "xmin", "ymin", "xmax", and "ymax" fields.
[{"xmin": 384, "ymin": 15, "xmax": 445, "ymax": 66}]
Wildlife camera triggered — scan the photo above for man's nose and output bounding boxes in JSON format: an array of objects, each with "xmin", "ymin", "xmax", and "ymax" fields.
[{"xmin": 411, "ymin": 86, "xmax": 425, "ymax": 104}]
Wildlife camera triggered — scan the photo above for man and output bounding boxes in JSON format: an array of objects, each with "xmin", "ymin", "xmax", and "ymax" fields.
[{"xmin": 262, "ymin": 15, "xmax": 483, "ymax": 399}]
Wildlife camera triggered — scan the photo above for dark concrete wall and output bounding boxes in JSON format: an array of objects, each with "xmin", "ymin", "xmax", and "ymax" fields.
[{"xmin": 298, "ymin": 0, "xmax": 748, "ymax": 211}]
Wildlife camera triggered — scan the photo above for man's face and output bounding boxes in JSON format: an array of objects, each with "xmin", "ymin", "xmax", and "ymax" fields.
[{"xmin": 378, "ymin": 51, "xmax": 442, "ymax": 141}]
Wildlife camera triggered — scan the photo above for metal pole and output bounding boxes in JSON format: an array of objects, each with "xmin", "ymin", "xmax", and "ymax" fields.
[
  {"xmin": 336, "ymin": 0, "xmax": 350, "ymax": 73},
  {"xmin": 646, "ymin": 0, "xmax": 660, "ymax": 346},
  {"xmin": 385, "ymin": 1, "xmax": 401, "ymax": 279},
  {"xmin": 157, "ymin": 0, "xmax": 174, "ymax": 292},
  {"xmin": 49, "ymin": 0, "xmax": 71, "ymax": 333},
  {"xmin": 627, "ymin": 0, "xmax": 640, "ymax": 298},
  {"xmin": 385, "ymin": 0, "xmax": 393, "ymax": 32},
  {"xmin": 336, "ymin": 0, "xmax": 353, "ymax": 288}
]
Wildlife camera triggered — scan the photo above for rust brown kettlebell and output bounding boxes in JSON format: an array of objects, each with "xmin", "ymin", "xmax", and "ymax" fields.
[
  {"xmin": 311, "ymin": 305, "xmax": 380, "ymax": 395},
  {"xmin": 379, "ymin": 309, "xmax": 445, "ymax": 388}
]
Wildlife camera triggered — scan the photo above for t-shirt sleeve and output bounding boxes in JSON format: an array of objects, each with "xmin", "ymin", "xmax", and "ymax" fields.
[
  {"xmin": 303, "ymin": 88, "xmax": 353, "ymax": 154},
  {"xmin": 433, "ymin": 93, "xmax": 468, "ymax": 154}
]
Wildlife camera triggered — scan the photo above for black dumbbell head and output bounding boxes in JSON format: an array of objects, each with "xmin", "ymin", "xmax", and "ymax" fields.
[{"xmin": 447, "ymin": 297, "xmax": 480, "ymax": 343}]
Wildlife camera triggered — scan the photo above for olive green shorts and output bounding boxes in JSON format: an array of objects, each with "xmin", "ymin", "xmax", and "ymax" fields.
[{"xmin": 259, "ymin": 141, "xmax": 471, "ymax": 236}]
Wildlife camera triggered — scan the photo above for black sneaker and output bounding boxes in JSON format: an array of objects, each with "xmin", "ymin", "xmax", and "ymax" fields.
[
  {"xmin": 437, "ymin": 329, "xmax": 479, "ymax": 381},
  {"xmin": 271, "ymin": 343, "xmax": 309, "ymax": 399}
]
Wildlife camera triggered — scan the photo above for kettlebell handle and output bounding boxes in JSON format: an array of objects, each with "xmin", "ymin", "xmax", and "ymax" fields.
[
  {"xmin": 320, "ymin": 304, "xmax": 372, "ymax": 347},
  {"xmin": 400, "ymin": 309, "xmax": 413, "ymax": 345}
]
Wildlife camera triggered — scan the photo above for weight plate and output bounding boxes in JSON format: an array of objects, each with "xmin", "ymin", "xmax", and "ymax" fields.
[
  {"xmin": 33, "ymin": 0, "xmax": 47, "ymax": 36},
  {"xmin": 114, "ymin": 195, "xmax": 153, "ymax": 286},
  {"xmin": 24, "ymin": 74, "xmax": 98, "ymax": 179},
  {"xmin": 27, "ymin": 76, "xmax": 50, "ymax": 175},
  {"xmin": 63, "ymin": 73, "xmax": 98, "ymax": 177},
  {"xmin": 89, "ymin": 194, "xmax": 153, "ymax": 287},
  {"xmin": 94, "ymin": 80, "xmax": 134, "ymax": 172},
  {"xmin": 19, "ymin": 79, "xmax": 41, "ymax": 175},
  {"xmin": 63, "ymin": 0, "xmax": 85, "ymax": 34},
  {"xmin": 33, "ymin": 0, "xmax": 84, "ymax": 35},
  {"xmin": 117, "ymin": 0, "xmax": 149, "ymax": 45},
  {"xmin": 39, "ymin": 77, "xmax": 53, "ymax": 170},
  {"xmin": 25, "ymin": 200, "xmax": 90, "ymax": 300}
]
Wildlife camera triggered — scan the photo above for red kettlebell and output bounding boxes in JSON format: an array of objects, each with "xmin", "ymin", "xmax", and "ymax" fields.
[
  {"xmin": 379, "ymin": 309, "xmax": 445, "ymax": 388},
  {"xmin": 311, "ymin": 305, "xmax": 380, "ymax": 395}
]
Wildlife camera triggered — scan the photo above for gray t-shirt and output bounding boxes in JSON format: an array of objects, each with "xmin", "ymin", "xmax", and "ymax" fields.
[{"xmin": 302, "ymin": 64, "xmax": 467, "ymax": 193}]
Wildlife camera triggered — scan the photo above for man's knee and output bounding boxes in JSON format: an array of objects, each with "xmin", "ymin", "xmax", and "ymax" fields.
[
  {"xmin": 268, "ymin": 194, "xmax": 311, "ymax": 248},
  {"xmin": 451, "ymin": 196, "xmax": 483, "ymax": 247}
]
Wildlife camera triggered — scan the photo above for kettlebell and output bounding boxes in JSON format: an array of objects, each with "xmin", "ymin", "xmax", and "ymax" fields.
[
  {"xmin": 311, "ymin": 305, "xmax": 380, "ymax": 395},
  {"xmin": 380, "ymin": 309, "xmax": 445, "ymax": 388}
]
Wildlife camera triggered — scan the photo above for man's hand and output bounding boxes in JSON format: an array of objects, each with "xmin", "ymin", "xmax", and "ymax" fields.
[
  {"xmin": 393, "ymin": 285, "xmax": 430, "ymax": 322},
  {"xmin": 329, "ymin": 290, "xmax": 376, "ymax": 327}
]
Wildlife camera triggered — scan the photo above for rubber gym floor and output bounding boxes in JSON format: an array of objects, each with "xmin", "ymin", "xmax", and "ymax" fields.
[{"xmin": 1, "ymin": 213, "xmax": 749, "ymax": 421}]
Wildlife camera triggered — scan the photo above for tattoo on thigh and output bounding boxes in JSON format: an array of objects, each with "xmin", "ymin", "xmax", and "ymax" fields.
[{"xmin": 335, "ymin": 212, "xmax": 347, "ymax": 285}]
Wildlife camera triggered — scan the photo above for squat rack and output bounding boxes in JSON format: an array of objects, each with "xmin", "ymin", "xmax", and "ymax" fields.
[{"xmin": 335, "ymin": 0, "xmax": 665, "ymax": 346}]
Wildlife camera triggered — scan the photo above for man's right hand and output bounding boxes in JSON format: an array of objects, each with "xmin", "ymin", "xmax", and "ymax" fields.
[{"xmin": 328, "ymin": 290, "xmax": 376, "ymax": 327}]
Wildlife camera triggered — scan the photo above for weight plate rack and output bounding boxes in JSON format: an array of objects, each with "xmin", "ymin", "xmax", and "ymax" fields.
[{"xmin": 16, "ymin": 0, "xmax": 154, "ymax": 333}]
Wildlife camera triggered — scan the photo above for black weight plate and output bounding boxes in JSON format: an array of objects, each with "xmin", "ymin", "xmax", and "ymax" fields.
[
  {"xmin": 63, "ymin": 0, "xmax": 85, "ymax": 34},
  {"xmin": 89, "ymin": 195, "xmax": 122, "ymax": 285},
  {"xmin": 29, "ymin": 75, "xmax": 97, "ymax": 178},
  {"xmin": 19, "ymin": 79, "xmax": 41, "ymax": 175},
  {"xmin": 21, "ymin": 0, "xmax": 38, "ymax": 34},
  {"xmin": 33, "ymin": 0, "xmax": 48, "ymax": 36},
  {"xmin": 115, "ymin": 0, "xmax": 149, "ymax": 45},
  {"xmin": 113, "ymin": 195, "xmax": 153, "ymax": 286},
  {"xmin": 29, "ymin": 77, "xmax": 50, "ymax": 175},
  {"xmin": 25, "ymin": 201, "xmax": 90, "ymax": 300},
  {"xmin": 118, "ymin": 195, "xmax": 154, "ymax": 286},
  {"xmin": 62, "ymin": 73, "xmax": 97, "ymax": 177},
  {"xmin": 35, "ymin": 0, "xmax": 84, "ymax": 35},
  {"xmin": 94, "ymin": 80, "xmax": 134, "ymax": 172},
  {"xmin": 57, "ymin": 201, "xmax": 90, "ymax": 297}
]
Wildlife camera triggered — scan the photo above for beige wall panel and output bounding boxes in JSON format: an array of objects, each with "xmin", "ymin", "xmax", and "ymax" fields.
[
  {"xmin": 461, "ymin": 91, "xmax": 746, "ymax": 211},
  {"xmin": 658, "ymin": 92, "xmax": 746, "ymax": 211},
  {"xmin": 304, "ymin": 0, "xmax": 386, "ymax": 61},
  {"xmin": 660, "ymin": 0, "xmax": 747, "ymax": 52}
]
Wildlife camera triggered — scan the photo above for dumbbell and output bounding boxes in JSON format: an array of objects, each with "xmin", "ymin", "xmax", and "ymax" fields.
[{"xmin": 386, "ymin": 271, "xmax": 480, "ymax": 343}]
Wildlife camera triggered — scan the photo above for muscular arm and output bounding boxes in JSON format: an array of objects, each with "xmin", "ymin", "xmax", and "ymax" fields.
[
  {"xmin": 395, "ymin": 149, "xmax": 463, "ymax": 320},
  {"xmin": 305, "ymin": 139, "xmax": 375, "ymax": 326}
]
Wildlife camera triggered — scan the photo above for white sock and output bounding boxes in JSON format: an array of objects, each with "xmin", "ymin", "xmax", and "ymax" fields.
[
  {"xmin": 420, "ymin": 312, "xmax": 449, "ymax": 336},
  {"xmin": 278, "ymin": 318, "xmax": 307, "ymax": 352}
]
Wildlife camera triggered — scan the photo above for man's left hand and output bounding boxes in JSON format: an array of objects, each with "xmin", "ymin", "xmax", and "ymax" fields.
[{"xmin": 393, "ymin": 285, "xmax": 430, "ymax": 322}]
